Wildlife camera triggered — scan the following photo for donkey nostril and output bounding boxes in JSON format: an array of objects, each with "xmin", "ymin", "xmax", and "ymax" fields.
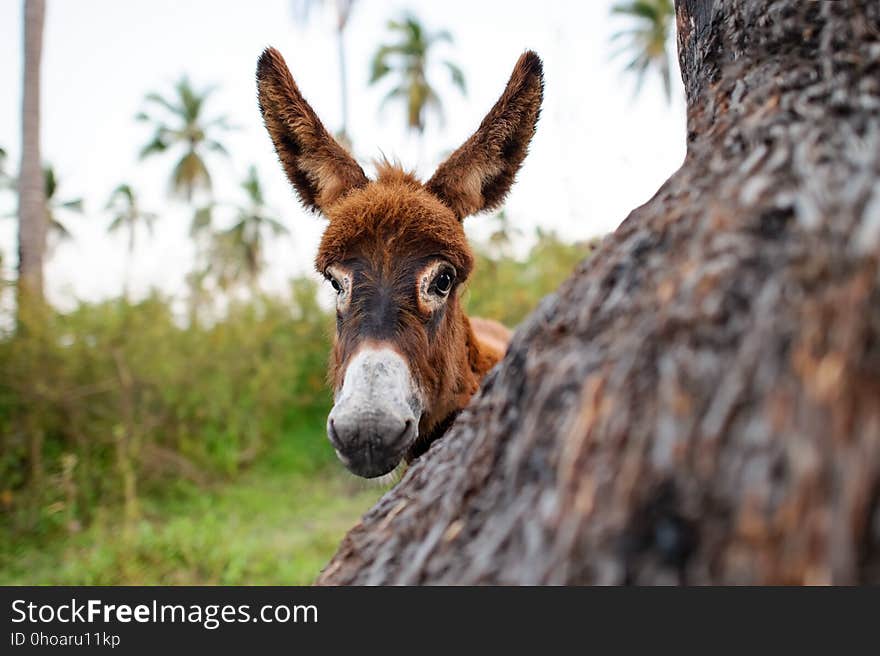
[
  {"xmin": 392, "ymin": 418, "xmax": 414, "ymax": 447},
  {"xmin": 328, "ymin": 418, "xmax": 344, "ymax": 449}
]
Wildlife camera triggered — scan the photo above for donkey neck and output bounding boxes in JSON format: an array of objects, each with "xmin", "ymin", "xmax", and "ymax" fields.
[{"xmin": 406, "ymin": 308, "xmax": 505, "ymax": 463}]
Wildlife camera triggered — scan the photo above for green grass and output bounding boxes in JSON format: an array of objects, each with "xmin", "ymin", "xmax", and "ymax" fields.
[{"xmin": 0, "ymin": 429, "xmax": 385, "ymax": 585}]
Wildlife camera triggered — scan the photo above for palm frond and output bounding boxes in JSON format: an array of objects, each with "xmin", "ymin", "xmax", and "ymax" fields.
[
  {"xmin": 172, "ymin": 151, "xmax": 211, "ymax": 201},
  {"xmin": 610, "ymin": 0, "xmax": 675, "ymax": 103},
  {"xmin": 43, "ymin": 166, "xmax": 57, "ymax": 199},
  {"xmin": 370, "ymin": 45, "xmax": 398, "ymax": 83},
  {"xmin": 241, "ymin": 166, "xmax": 264, "ymax": 205},
  {"xmin": 444, "ymin": 60, "xmax": 466, "ymax": 94},
  {"xmin": 107, "ymin": 214, "xmax": 127, "ymax": 233},
  {"xmin": 204, "ymin": 140, "xmax": 230, "ymax": 157},
  {"xmin": 48, "ymin": 215, "xmax": 73, "ymax": 241},
  {"xmin": 138, "ymin": 132, "xmax": 170, "ymax": 160},
  {"xmin": 144, "ymin": 91, "xmax": 183, "ymax": 117},
  {"xmin": 387, "ymin": 18, "xmax": 407, "ymax": 32},
  {"xmin": 205, "ymin": 116, "xmax": 236, "ymax": 131},
  {"xmin": 59, "ymin": 198, "xmax": 84, "ymax": 213},
  {"xmin": 106, "ymin": 183, "xmax": 135, "ymax": 209},
  {"xmin": 431, "ymin": 29, "xmax": 453, "ymax": 44},
  {"xmin": 612, "ymin": 0, "xmax": 670, "ymax": 20}
]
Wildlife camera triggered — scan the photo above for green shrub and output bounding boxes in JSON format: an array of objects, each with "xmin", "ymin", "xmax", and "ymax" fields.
[
  {"xmin": 465, "ymin": 228, "xmax": 595, "ymax": 327},
  {"xmin": 0, "ymin": 279, "xmax": 335, "ymax": 537}
]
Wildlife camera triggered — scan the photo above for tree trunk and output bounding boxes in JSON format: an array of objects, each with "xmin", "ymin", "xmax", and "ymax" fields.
[
  {"xmin": 317, "ymin": 0, "xmax": 880, "ymax": 585},
  {"xmin": 17, "ymin": 0, "xmax": 47, "ymax": 494},
  {"xmin": 335, "ymin": 0, "xmax": 353, "ymax": 149},
  {"xmin": 17, "ymin": 0, "xmax": 46, "ymax": 310}
]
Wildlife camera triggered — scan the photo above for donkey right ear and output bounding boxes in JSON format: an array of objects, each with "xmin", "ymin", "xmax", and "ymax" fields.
[
  {"xmin": 257, "ymin": 47, "xmax": 368, "ymax": 214},
  {"xmin": 426, "ymin": 51, "xmax": 543, "ymax": 221}
]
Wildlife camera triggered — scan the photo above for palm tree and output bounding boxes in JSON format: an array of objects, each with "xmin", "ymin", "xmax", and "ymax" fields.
[
  {"xmin": 207, "ymin": 166, "xmax": 289, "ymax": 292},
  {"xmin": 18, "ymin": 0, "xmax": 46, "ymax": 309},
  {"xmin": 42, "ymin": 165, "xmax": 84, "ymax": 246},
  {"xmin": 136, "ymin": 77, "xmax": 233, "ymax": 203},
  {"xmin": 106, "ymin": 184, "xmax": 157, "ymax": 298},
  {"xmin": 3, "ymin": 166, "xmax": 82, "ymax": 248},
  {"xmin": 369, "ymin": 14, "xmax": 466, "ymax": 134},
  {"xmin": 610, "ymin": 0, "xmax": 675, "ymax": 102},
  {"xmin": 106, "ymin": 184, "xmax": 157, "ymax": 255},
  {"xmin": 0, "ymin": 148, "xmax": 9, "ymax": 270},
  {"xmin": 17, "ymin": 0, "xmax": 46, "ymax": 495},
  {"xmin": 0, "ymin": 147, "xmax": 7, "ymax": 289},
  {"xmin": 291, "ymin": 0, "xmax": 357, "ymax": 148}
]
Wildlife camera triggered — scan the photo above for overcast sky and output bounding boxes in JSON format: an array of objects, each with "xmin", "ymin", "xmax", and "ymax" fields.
[{"xmin": 0, "ymin": 0, "xmax": 686, "ymax": 309}]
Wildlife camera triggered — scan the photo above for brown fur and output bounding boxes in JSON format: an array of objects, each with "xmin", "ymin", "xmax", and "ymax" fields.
[
  {"xmin": 469, "ymin": 317, "xmax": 512, "ymax": 362},
  {"xmin": 257, "ymin": 47, "xmax": 543, "ymax": 460}
]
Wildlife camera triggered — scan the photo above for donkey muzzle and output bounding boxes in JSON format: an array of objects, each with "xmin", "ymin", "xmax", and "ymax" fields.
[{"xmin": 327, "ymin": 346, "xmax": 422, "ymax": 478}]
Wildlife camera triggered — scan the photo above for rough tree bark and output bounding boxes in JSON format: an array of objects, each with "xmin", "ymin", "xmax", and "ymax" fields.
[{"xmin": 318, "ymin": 0, "xmax": 880, "ymax": 585}]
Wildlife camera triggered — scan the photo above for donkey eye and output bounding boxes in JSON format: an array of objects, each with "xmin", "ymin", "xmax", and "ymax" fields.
[
  {"xmin": 431, "ymin": 269, "xmax": 455, "ymax": 296},
  {"xmin": 325, "ymin": 267, "xmax": 351, "ymax": 313},
  {"xmin": 325, "ymin": 271, "xmax": 344, "ymax": 295}
]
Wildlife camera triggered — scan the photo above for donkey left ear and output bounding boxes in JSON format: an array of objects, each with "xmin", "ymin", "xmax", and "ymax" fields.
[
  {"xmin": 257, "ymin": 47, "xmax": 368, "ymax": 214},
  {"xmin": 426, "ymin": 51, "xmax": 543, "ymax": 221}
]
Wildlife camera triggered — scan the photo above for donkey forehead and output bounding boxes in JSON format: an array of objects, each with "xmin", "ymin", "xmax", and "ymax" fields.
[{"xmin": 315, "ymin": 173, "xmax": 473, "ymax": 276}]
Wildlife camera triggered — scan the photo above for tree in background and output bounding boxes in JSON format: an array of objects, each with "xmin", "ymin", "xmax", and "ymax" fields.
[
  {"xmin": 136, "ymin": 76, "xmax": 234, "ymax": 325},
  {"xmin": 610, "ymin": 0, "xmax": 675, "ymax": 101},
  {"xmin": 3, "ymin": 164, "xmax": 83, "ymax": 269},
  {"xmin": 0, "ymin": 147, "xmax": 11, "ymax": 189},
  {"xmin": 0, "ymin": 147, "xmax": 8, "ymax": 282},
  {"xmin": 206, "ymin": 166, "xmax": 289, "ymax": 293},
  {"xmin": 3, "ymin": 162, "xmax": 83, "ymax": 247},
  {"xmin": 106, "ymin": 184, "xmax": 157, "ymax": 255},
  {"xmin": 14, "ymin": 0, "xmax": 48, "ymax": 498},
  {"xmin": 17, "ymin": 0, "xmax": 46, "ymax": 310},
  {"xmin": 106, "ymin": 184, "xmax": 157, "ymax": 298},
  {"xmin": 136, "ymin": 77, "xmax": 234, "ymax": 203},
  {"xmin": 0, "ymin": 146, "xmax": 7, "ymax": 296},
  {"xmin": 41, "ymin": 165, "xmax": 84, "ymax": 248},
  {"xmin": 291, "ymin": 0, "xmax": 357, "ymax": 148},
  {"xmin": 370, "ymin": 13, "xmax": 466, "ymax": 134}
]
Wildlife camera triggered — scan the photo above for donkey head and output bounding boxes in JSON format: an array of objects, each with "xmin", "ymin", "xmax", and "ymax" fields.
[{"xmin": 257, "ymin": 47, "xmax": 543, "ymax": 477}]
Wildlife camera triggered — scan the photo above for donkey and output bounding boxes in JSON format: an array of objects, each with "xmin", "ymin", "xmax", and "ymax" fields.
[{"xmin": 257, "ymin": 47, "xmax": 543, "ymax": 477}]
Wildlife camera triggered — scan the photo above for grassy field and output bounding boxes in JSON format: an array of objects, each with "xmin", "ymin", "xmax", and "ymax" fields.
[{"xmin": 0, "ymin": 429, "xmax": 385, "ymax": 585}]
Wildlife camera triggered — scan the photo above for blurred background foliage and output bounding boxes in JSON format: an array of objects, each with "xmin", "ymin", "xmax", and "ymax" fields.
[{"xmin": 0, "ymin": 0, "xmax": 670, "ymax": 584}]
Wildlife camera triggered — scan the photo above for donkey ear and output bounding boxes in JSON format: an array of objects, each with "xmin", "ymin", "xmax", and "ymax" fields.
[
  {"xmin": 257, "ymin": 47, "xmax": 368, "ymax": 213},
  {"xmin": 426, "ymin": 51, "xmax": 543, "ymax": 220}
]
